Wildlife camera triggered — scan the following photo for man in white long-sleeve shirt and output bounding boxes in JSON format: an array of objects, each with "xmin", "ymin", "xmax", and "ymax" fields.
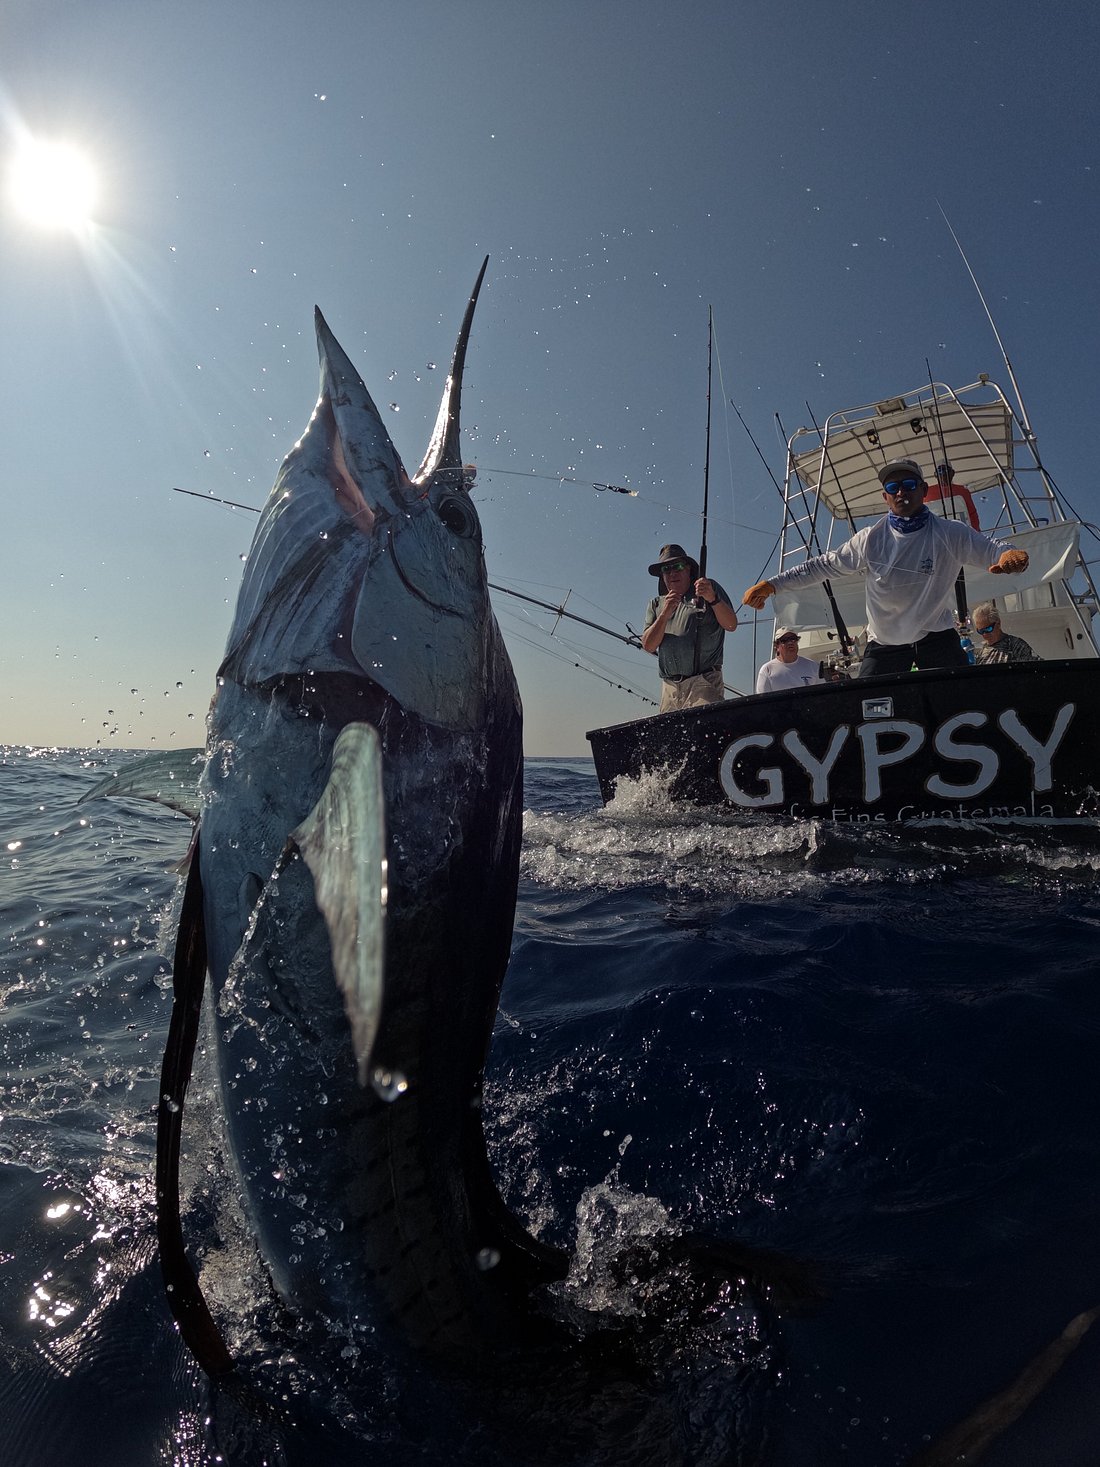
[{"xmin": 741, "ymin": 458, "xmax": 1030, "ymax": 678}]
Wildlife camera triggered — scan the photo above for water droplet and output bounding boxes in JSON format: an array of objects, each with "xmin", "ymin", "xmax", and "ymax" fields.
[
  {"xmin": 388, "ymin": 403, "xmax": 400, "ymax": 413},
  {"xmin": 370, "ymin": 1067, "xmax": 409, "ymax": 1102}
]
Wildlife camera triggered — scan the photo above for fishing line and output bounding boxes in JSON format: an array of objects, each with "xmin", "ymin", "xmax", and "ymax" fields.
[
  {"xmin": 498, "ymin": 621, "xmax": 657, "ymax": 706},
  {"xmin": 171, "ymin": 478, "xmax": 773, "ymax": 541},
  {"xmin": 172, "ymin": 486, "xmax": 263, "ymax": 513},
  {"xmin": 475, "ymin": 468, "xmax": 773, "ymax": 538},
  {"xmin": 495, "ymin": 599, "xmax": 650, "ymax": 679}
]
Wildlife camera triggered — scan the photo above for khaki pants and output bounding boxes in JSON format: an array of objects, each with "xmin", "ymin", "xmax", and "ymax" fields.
[{"xmin": 659, "ymin": 665, "xmax": 725, "ymax": 713}]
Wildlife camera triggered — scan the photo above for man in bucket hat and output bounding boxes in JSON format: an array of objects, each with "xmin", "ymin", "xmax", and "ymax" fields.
[
  {"xmin": 642, "ymin": 543, "xmax": 738, "ymax": 712},
  {"xmin": 742, "ymin": 459, "xmax": 1029, "ymax": 678}
]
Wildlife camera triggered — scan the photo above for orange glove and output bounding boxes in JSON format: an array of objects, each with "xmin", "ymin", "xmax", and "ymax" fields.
[
  {"xmin": 742, "ymin": 579, "xmax": 776, "ymax": 609},
  {"xmin": 989, "ymin": 548, "xmax": 1029, "ymax": 575}
]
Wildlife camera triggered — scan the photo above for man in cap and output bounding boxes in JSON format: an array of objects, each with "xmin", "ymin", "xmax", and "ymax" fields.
[
  {"xmin": 741, "ymin": 459, "xmax": 1030, "ymax": 678},
  {"xmin": 969, "ymin": 601, "xmax": 1037, "ymax": 665},
  {"xmin": 755, "ymin": 628, "xmax": 825, "ymax": 695},
  {"xmin": 642, "ymin": 543, "xmax": 738, "ymax": 711},
  {"xmin": 926, "ymin": 461, "xmax": 980, "ymax": 529}
]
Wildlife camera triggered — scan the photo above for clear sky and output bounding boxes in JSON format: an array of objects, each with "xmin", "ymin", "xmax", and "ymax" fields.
[{"xmin": 3, "ymin": 0, "xmax": 1099, "ymax": 755}]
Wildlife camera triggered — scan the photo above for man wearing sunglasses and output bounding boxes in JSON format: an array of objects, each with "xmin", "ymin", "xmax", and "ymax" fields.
[
  {"xmin": 742, "ymin": 458, "xmax": 1030, "ymax": 678},
  {"xmin": 755, "ymin": 628, "xmax": 824, "ymax": 694},
  {"xmin": 642, "ymin": 542, "xmax": 738, "ymax": 711},
  {"xmin": 969, "ymin": 601, "xmax": 1036, "ymax": 665}
]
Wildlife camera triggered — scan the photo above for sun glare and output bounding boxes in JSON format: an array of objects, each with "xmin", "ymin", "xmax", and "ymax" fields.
[{"xmin": 8, "ymin": 139, "xmax": 98, "ymax": 232}]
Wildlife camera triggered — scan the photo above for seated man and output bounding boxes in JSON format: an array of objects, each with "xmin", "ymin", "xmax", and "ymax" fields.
[
  {"xmin": 970, "ymin": 601, "xmax": 1037, "ymax": 664},
  {"xmin": 756, "ymin": 628, "xmax": 824, "ymax": 693}
]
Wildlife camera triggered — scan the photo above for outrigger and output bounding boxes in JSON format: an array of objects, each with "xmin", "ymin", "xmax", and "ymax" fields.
[{"xmin": 588, "ymin": 375, "xmax": 1100, "ymax": 822}]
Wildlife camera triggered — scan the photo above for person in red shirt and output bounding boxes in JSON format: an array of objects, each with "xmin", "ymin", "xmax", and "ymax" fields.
[{"xmin": 925, "ymin": 462, "xmax": 980, "ymax": 529}]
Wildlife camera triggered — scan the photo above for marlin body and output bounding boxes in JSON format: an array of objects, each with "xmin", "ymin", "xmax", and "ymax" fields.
[{"xmin": 171, "ymin": 261, "xmax": 565, "ymax": 1361}]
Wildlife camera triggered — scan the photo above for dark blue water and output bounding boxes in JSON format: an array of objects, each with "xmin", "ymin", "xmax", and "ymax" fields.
[{"xmin": 2, "ymin": 747, "xmax": 1099, "ymax": 1465}]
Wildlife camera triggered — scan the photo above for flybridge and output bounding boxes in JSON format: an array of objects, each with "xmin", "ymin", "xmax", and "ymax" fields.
[{"xmin": 777, "ymin": 378, "xmax": 1100, "ymax": 671}]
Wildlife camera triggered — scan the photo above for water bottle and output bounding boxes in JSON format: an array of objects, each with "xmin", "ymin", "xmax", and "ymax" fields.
[{"xmin": 959, "ymin": 632, "xmax": 976, "ymax": 664}]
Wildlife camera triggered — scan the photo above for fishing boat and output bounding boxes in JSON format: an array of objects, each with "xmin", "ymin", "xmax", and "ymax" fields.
[{"xmin": 587, "ymin": 374, "xmax": 1100, "ymax": 822}]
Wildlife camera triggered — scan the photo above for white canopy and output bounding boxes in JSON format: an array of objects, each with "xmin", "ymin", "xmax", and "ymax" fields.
[{"xmin": 789, "ymin": 390, "xmax": 1016, "ymax": 522}]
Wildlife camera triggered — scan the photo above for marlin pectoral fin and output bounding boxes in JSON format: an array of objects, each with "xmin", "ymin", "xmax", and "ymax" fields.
[
  {"xmin": 79, "ymin": 747, "xmax": 206, "ymax": 820},
  {"xmin": 290, "ymin": 722, "xmax": 387, "ymax": 1084}
]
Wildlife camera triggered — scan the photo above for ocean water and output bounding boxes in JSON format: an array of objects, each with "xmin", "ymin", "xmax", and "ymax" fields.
[{"xmin": 2, "ymin": 746, "xmax": 1100, "ymax": 1466}]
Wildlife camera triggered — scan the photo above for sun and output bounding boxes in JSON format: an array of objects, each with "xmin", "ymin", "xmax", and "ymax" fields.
[{"xmin": 8, "ymin": 139, "xmax": 98, "ymax": 232}]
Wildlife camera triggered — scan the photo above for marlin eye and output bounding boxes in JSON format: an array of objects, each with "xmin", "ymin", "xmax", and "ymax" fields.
[{"xmin": 437, "ymin": 495, "xmax": 477, "ymax": 537}]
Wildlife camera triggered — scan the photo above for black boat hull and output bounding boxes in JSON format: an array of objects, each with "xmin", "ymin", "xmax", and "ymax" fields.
[{"xmin": 587, "ymin": 660, "xmax": 1100, "ymax": 822}]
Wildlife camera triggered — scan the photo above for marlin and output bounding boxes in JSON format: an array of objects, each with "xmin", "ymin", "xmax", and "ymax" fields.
[
  {"xmin": 84, "ymin": 267, "xmax": 812, "ymax": 1414},
  {"xmin": 89, "ymin": 260, "xmax": 568, "ymax": 1376}
]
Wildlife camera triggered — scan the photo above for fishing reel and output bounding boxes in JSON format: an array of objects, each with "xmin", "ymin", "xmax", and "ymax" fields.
[{"xmin": 818, "ymin": 631, "xmax": 866, "ymax": 681}]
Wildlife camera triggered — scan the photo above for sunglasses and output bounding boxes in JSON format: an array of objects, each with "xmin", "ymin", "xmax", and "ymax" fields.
[
  {"xmin": 663, "ymin": 561, "xmax": 691, "ymax": 573},
  {"xmin": 776, "ymin": 635, "xmax": 799, "ymax": 645},
  {"xmin": 977, "ymin": 624, "xmax": 998, "ymax": 634},
  {"xmin": 882, "ymin": 477, "xmax": 923, "ymax": 495}
]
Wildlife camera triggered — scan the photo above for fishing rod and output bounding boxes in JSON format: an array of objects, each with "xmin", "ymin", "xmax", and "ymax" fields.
[
  {"xmin": 172, "ymin": 486, "xmax": 264, "ymax": 513},
  {"xmin": 488, "ymin": 581, "xmax": 643, "ymax": 648},
  {"xmin": 938, "ymin": 203, "xmax": 1078, "ymax": 533},
  {"xmin": 730, "ymin": 400, "xmax": 817, "ymax": 558},
  {"xmin": 728, "ymin": 399, "xmax": 854, "ymax": 658},
  {"xmin": 499, "ymin": 622, "xmax": 658, "ymax": 707},
  {"xmin": 795, "ymin": 404, "xmax": 856, "ymax": 656},
  {"xmin": 697, "ymin": 306, "xmax": 713, "ymax": 605},
  {"xmin": 937, "ymin": 202, "xmax": 1036, "ymax": 445},
  {"xmin": 168, "ymin": 487, "xmax": 651, "ymax": 665}
]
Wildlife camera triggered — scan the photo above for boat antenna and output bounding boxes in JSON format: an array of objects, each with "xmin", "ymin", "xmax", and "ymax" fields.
[{"xmin": 937, "ymin": 202, "xmax": 1035, "ymax": 443}]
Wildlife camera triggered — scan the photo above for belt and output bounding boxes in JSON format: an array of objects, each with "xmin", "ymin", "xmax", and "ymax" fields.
[{"xmin": 663, "ymin": 667, "xmax": 718, "ymax": 684}]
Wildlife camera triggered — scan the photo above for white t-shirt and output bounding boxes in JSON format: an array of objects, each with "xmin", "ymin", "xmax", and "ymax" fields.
[
  {"xmin": 755, "ymin": 654, "xmax": 824, "ymax": 694},
  {"xmin": 770, "ymin": 515, "xmax": 1011, "ymax": 646}
]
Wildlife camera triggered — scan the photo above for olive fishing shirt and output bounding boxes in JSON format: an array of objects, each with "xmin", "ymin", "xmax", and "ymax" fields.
[{"xmin": 643, "ymin": 581, "xmax": 733, "ymax": 680}]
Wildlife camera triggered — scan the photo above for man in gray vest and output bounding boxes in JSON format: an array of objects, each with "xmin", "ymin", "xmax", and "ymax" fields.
[{"xmin": 642, "ymin": 543, "xmax": 738, "ymax": 712}]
